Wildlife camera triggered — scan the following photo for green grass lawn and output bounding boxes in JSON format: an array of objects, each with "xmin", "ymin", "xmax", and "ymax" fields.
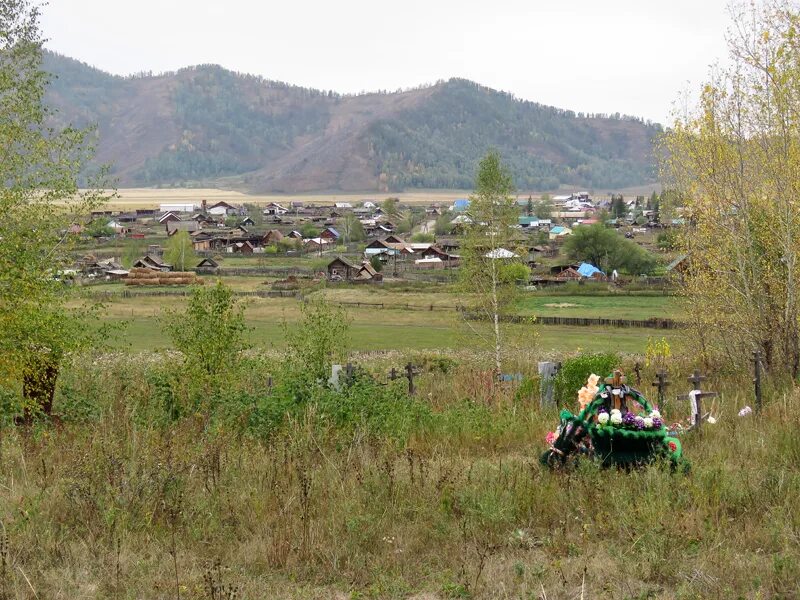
[
  {"xmin": 516, "ymin": 293, "xmax": 679, "ymax": 320},
  {"xmin": 104, "ymin": 295, "xmax": 677, "ymax": 355}
]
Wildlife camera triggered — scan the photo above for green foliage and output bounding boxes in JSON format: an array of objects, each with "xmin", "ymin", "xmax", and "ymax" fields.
[
  {"xmin": 85, "ymin": 217, "xmax": 114, "ymax": 237},
  {"xmin": 657, "ymin": 230, "xmax": 677, "ymax": 250},
  {"xmin": 498, "ymin": 262, "xmax": 530, "ymax": 284},
  {"xmin": 369, "ymin": 79, "xmax": 660, "ymax": 191},
  {"xmin": 340, "ymin": 213, "xmax": 366, "ymax": 242},
  {"xmin": 121, "ymin": 239, "xmax": 147, "ymax": 268},
  {"xmin": 459, "ymin": 151, "xmax": 525, "ymax": 372},
  {"xmin": 163, "ymin": 282, "xmax": 249, "ymax": 381},
  {"xmin": 300, "ymin": 223, "xmax": 319, "ymax": 238},
  {"xmin": 553, "ymin": 352, "xmax": 619, "ymax": 406},
  {"xmin": 369, "ymin": 255, "xmax": 384, "ymax": 272},
  {"xmin": 533, "ymin": 195, "xmax": 553, "ymax": 219},
  {"xmin": 382, "ymin": 197, "xmax": 400, "ymax": 218},
  {"xmin": 163, "ymin": 230, "xmax": 197, "ymax": 271},
  {"xmin": 284, "ymin": 297, "xmax": 350, "ymax": 391},
  {"xmin": 134, "ymin": 65, "xmax": 330, "ymax": 183},
  {"xmin": 434, "ymin": 212, "xmax": 454, "ymax": 235},
  {"xmin": 563, "ymin": 223, "xmax": 658, "ymax": 274},
  {"xmin": 410, "ymin": 232, "xmax": 434, "ymax": 243},
  {"xmin": 277, "ymin": 237, "xmax": 301, "ymax": 252},
  {"xmin": 0, "ymin": 1, "xmax": 111, "ymax": 416},
  {"xmin": 610, "ymin": 195, "xmax": 627, "ymax": 219}
]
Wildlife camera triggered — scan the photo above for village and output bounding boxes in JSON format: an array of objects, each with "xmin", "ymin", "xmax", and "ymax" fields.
[{"xmin": 69, "ymin": 191, "xmax": 684, "ymax": 291}]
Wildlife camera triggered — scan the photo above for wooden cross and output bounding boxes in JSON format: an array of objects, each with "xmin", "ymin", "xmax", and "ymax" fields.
[
  {"xmin": 405, "ymin": 363, "xmax": 421, "ymax": 395},
  {"xmin": 651, "ymin": 370, "xmax": 670, "ymax": 411},
  {"xmin": 604, "ymin": 369, "xmax": 627, "ymax": 387},
  {"xmin": 752, "ymin": 350, "xmax": 763, "ymax": 413},
  {"xmin": 633, "ymin": 362, "xmax": 642, "ymax": 386},
  {"xmin": 345, "ymin": 362, "xmax": 355, "ymax": 386},
  {"xmin": 677, "ymin": 369, "xmax": 717, "ymax": 430},
  {"xmin": 388, "ymin": 367, "xmax": 400, "ymax": 382},
  {"xmin": 687, "ymin": 369, "xmax": 705, "ymax": 390},
  {"xmin": 604, "ymin": 369, "xmax": 627, "ymax": 411}
]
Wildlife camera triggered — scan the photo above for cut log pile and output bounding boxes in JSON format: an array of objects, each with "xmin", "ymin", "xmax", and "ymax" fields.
[{"xmin": 124, "ymin": 268, "xmax": 204, "ymax": 286}]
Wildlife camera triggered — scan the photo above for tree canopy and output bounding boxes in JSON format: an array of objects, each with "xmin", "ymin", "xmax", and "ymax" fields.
[
  {"xmin": 563, "ymin": 224, "xmax": 657, "ymax": 275},
  {"xmin": 0, "ymin": 0, "xmax": 111, "ymax": 417}
]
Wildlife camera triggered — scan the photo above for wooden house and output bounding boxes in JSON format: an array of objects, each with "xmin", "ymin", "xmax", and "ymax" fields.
[
  {"xmin": 263, "ymin": 229, "xmax": 285, "ymax": 245},
  {"xmin": 167, "ymin": 221, "xmax": 200, "ymax": 236},
  {"xmin": 321, "ymin": 227, "xmax": 340, "ymax": 241},
  {"xmin": 158, "ymin": 211, "xmax": 181, "ymax": 225},
  {"xmin": 228, "ymin": 241, "xmax": 255, "ymax": 254},
  {"xmin": 196, "ymin": 258, "xmax": 220, "ymax": 274},
  {"xmin": 327, "ymin": 256, "xmax": 358, "ymax": 280},
  {"xmin": 133, "ymin": 255, "xmax": 172, "ymax": 271}
]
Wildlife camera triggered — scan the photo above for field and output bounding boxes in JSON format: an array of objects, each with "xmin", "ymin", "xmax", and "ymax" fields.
[
  {"xmin": 91, "ymin": 286, "xmax": 679, "ymax": 355},
  {"xmin": 95, "ymin": 185, "xmax": 661, "ymax": 211},
  {"xmin": 100, "ymin": 188, "xmax": 475, "ymax": 210}
]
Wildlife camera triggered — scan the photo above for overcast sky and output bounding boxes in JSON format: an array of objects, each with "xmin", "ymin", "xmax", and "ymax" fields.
[{"xmin": 41, "ymin": 0, "xmax": 735, "ymax": 124}]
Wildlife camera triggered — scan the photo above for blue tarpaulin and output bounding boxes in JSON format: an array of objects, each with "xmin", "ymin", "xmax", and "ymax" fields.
[{"xmin": 577, "ymin": 262, "xmax": 604, "ymax": 278}]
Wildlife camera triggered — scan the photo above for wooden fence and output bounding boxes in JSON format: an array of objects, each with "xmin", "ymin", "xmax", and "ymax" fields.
[
  {"xmin": 86, "ymin": 292, "xmax": 683, "ymax": 329},
  {"xmin": 88, "ymin": 289, "xmax": 301, "ymax": 300}
]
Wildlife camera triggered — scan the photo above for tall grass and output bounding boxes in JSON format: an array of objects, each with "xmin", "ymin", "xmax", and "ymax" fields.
[{"xmin": 0, "ymin": 352, "xmax": 797, "ymax": 598}]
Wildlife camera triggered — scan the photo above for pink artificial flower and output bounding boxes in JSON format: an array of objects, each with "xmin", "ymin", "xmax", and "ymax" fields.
[{"xmin": 545, "ymin": 431, "xmax": 557, "ymax": 445}]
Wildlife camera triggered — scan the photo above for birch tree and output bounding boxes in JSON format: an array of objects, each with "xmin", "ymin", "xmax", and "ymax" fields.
[
  {"xmin": 661, "ymin": 0, "xmax": 800, "ymax": 376},
  {"xmin": 0, "ymin": 0, "xmax": 110, "ymax": 418},
  {"xmin": 459, "ymin": 151, "xmax": 526, "ymax": 376}
]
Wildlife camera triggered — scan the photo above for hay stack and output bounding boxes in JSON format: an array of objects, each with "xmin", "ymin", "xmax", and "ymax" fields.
[{"xmin": 125, "ymin": 268, "xmax": 204, "ymax": 286}]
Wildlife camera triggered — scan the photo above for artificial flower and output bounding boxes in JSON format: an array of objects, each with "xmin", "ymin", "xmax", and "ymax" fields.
[
  {"xmin": 597, "ymin": 412, "xmax": 609, "ymax": 425},
  {"xmin": 610, "ymin": 412, "xmax": 623, "ymax": 425},
  {"xmin": 643, "ymin": 417, "xmax": 654, "ymax": 428},
  {"xmin": 650, "ymin": 410, "xmax": 661, "ymax": 419},
  {"xmin": 545, "ymin": 431, "xmax": 557, "ymax": 445}
]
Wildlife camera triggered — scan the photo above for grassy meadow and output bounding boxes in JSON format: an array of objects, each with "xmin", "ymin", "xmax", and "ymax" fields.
[
  {"xmin": 1, "ymin": 347, "xmax": 797, "ymax": 599},
  {"xmin": 90, "ymin": 286, "xmax": 680, "ymax": 355}
]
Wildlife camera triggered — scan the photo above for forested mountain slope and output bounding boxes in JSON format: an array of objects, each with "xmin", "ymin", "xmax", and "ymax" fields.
[{"xmin": 44, "ymin": 52, "xmax": 661, "ymax": 192}]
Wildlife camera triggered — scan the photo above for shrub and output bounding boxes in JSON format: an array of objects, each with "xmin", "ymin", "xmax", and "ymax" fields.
[{"xmin": 553, "ymin": 352, "xmax": 619, "ymax": 407}]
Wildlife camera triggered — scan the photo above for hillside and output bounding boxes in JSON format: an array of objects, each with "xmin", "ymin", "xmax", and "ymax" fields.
[{"xmin": 43, "ymin": 52, "xmax": 662, "ymax": 192}]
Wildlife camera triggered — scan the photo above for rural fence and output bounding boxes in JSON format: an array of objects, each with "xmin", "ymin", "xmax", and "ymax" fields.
[
  {"xmin": 207, "ymin": 267, "xmax": 315, "ymax": 277},
  {"xmin": 326, "ymin": 301, "xmax": 684, "ymax": 329},
  {"xmin": 87, "ymin": 289, "xmax": 301, "ymax": 300},
  {"xmin": 85, "ymin": 291, "xmax": 683, "ymax": 329}
]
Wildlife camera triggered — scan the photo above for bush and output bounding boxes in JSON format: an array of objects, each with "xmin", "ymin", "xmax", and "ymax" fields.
[{"xmin": 553, "ymin": 352, "xmax": 619, "ymax": 407}]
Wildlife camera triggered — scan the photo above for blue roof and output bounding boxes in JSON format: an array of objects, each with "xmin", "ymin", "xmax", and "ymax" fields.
[
  {"xmin": 326, "ymin": 227, "xmax": 340, "ymax": 237},
  {"xmin": 453, "ymin": 199, "xmax": 470, "ymax": 210},
  {"xmin": 550, "ymin": 226, "xmax": 567, "ymax": 234},
  {"xmin": 577, "ymin": 263, "xmax": 604, "ymax": 278}
]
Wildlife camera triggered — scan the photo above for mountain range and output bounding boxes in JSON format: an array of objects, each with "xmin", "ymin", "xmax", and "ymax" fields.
[{"xmin": 43, "ymin": 51, "xmax": 662, "ymax": 193}]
